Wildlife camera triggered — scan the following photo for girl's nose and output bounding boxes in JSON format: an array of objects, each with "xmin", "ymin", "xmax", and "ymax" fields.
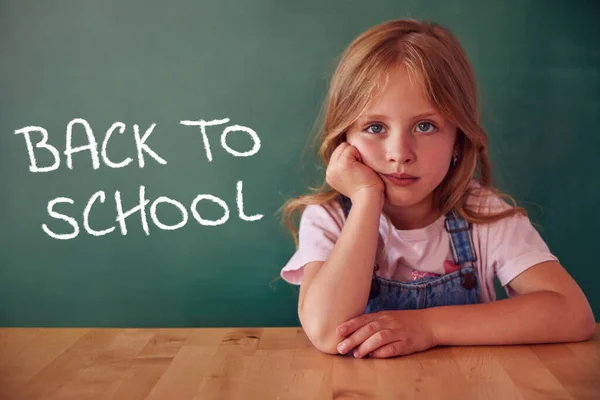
[{"xmin": 386, "ymin": 134, "xmax": 415, "ymax": 165}]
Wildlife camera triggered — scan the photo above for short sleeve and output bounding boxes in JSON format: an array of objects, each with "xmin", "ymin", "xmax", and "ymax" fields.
[
  {"xmin": 485, "ymin": 199, "xmax": 559, "ymax": 293},
  {"xmin": 280, "ymin": 201, "xmax": 345, "ymax": 285}
]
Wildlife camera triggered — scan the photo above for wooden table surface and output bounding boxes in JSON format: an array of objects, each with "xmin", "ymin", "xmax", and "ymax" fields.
[{"xmin": 1, "ymin": 325, "xmax": 599, "ymax": 400}]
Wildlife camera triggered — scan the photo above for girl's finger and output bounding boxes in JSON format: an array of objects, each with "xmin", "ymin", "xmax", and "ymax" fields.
[
  {"xmin": 354, "ymin": 148, "xmax": 364, "ymax": 163},
  {"xmin": 336, "ymin": 319, "xmax": 382, "ymax": 355},
  {"xmin": 367, "ymin": 339, "xmax": 414, "ymax": 358},
  {"xmin": 340, "ymin": 144, "xmax": 360, "ymax": 164},
  {"xmin": 353, "ymin": 330, "xmax": 401, "ymax": 359},
  {"xmin": 330, "ymin": 142, "xmax": 349, "ymax": 165},
  {"xmin": 336, "ymin": 312, "xmax": 375, "ymax": 337}
]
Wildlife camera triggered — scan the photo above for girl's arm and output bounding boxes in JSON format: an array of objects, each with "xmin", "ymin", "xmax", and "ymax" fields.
[
  {"xmin": 425, "ymin": 260, "xmax": 595, "ymax": 346},
  {"xmin": 333, "ymin": 260, "xmax": 594, "ymax": 359},
  {"xmin": 298, "ymin": 191, "xmax": 383, "ymax": 354}
]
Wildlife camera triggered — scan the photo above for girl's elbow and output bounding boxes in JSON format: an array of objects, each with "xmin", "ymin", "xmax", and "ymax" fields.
[
  {"xmin": 568, "ymin": 299, "xmax": 596, "ymax": 342},
  {"xmin": 299, "ymin": 313, "xmax": 341, "ymax": 355},
  {"xmin": 558, "ymin": 290, "xmax": 596, "ymax": 342},
  {"xmin": 310, "ymin": 335, "xmax": 340, "ymax": 355},
  {"xmin": 576, "ymin": 311, "xmax": 596, "ymax": 341}
]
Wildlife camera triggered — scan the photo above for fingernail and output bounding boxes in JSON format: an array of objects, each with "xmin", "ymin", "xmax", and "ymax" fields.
[
  {"xmin": 338, "ymin": 327, "xmax": 347, "ymax": 336},
  {"xmin": 353, "ymin": 350, "xmax": 359, "ymax": 358},
  {"xmin": 337, "ymin": 343, "xmax": 347, "ymax": 354}
]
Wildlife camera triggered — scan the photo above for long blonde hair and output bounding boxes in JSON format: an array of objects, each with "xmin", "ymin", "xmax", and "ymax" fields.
[{"xmin": 280, "ymin": 19, "xmax": 526, "ymax": 248}]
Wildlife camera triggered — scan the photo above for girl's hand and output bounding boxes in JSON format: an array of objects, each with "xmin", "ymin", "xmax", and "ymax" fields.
[
  {"xmin": 335, "ymin": 310, "xmax": 438, "ymax": 358},
  {"xmin": 326, "ymin": 142, "xmax": 385, "ymax": 203}
]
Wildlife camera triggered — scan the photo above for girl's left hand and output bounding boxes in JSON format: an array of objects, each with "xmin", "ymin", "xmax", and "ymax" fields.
[{"xmin": 335, "ymin": 310, "xmax": 438, "ymax": 359}]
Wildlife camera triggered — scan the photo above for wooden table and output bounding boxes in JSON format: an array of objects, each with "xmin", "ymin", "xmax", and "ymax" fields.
[{"xmin": 1, "ymin": 326, "xmax": 599, "ymax": 399}]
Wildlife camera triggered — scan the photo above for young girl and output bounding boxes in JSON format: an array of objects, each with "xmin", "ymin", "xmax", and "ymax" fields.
[{"xmin": 279, "ymin": 19, "xmax": 595, "ymax": 358}]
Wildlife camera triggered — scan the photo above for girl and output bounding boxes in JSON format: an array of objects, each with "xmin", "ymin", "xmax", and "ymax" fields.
[{"xmin": 279, "ymin": 19, "xmax": 595, "ymax": 358}]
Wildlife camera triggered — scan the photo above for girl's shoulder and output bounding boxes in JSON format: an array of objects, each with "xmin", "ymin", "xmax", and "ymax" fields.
[
  {"xmin": 300, "ymin": 198, "xmax": 347, "ymax": 234},
  {"xmin": 464, "ymin": 180, "xmax": 547, "ymax": 251}
]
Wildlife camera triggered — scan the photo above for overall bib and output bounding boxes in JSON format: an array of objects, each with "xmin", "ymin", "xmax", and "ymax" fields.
[{"xmin": 339, "ymin": 195, "xmax": 481, "ymax": 313}]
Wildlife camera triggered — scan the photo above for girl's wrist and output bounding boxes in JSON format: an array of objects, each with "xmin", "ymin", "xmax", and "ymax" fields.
[{"xmin": 350, "ymin": 189, "xmax": 384, "ymax": 210}]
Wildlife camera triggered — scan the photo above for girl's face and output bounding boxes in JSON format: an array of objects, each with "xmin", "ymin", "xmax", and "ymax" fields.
[{"xmin": 345, "ymin": 64, "xmax": 457, "ymax": 212}]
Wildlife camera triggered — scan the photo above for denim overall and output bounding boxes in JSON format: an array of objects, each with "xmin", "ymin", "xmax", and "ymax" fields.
[{"xmin": 340, "ymin": 195, "xmax": 481, "ymax": 313}]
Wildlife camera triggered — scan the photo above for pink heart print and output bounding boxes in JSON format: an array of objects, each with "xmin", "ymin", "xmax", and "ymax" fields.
[
  {"xmin": 443, "ymin": 260, "xmax": 460, "ymax": 274},
  {"xmin": 410, "ymin": 260, "xmax": 460, "ymax": 281}
]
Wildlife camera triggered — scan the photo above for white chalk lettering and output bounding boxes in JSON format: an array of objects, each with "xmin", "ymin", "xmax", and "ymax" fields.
[
  {"xmin": 221, "ymin": 125, "xmax": 261, "ymax": 157},
  {"xmin": 180, "ymin": 118, "xmax": 229, "ymax": 162},
  {"xmin": 42, "ymin": 197, "xmax": 79, "ymax": 239},
  {"xmin": 191, "ymin": 194, "xmax": 229, "ymax": 226},
  {"xmin": 40, "ymin": 180, "xmax": 263, "ymax": 239},
  {"xmin": 83, "ymin": 191, "xmax": 116, "ymax": 236},
  {"xmin": 14, "ymin": 126, "xmax": 61, "ymax": 172},
  {"xmin": 150, "ymin": 196, "xmax": 188, "ymax": 230},
  {"xmin": 236, "ymin": 180, "xmax": 263, "ymax": 221},
  {"xmin": 133, "ymin": 123, "xmax": 167, "ymax": 168},
  {"xmin": 101, "ymin": 122, "xmax": 133, "ymax": 169},
  {"xmin": 65, "ymin": 118, "xmax": 100, "ymax": 170},
  {"xmin": 115, "ymin": 185, "xmax": 150, "ymax": 235}
]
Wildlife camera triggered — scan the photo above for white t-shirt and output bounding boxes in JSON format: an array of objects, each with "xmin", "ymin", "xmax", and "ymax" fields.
[{"xmin": 280, "ymin": 182, "xmax": 558, "ymax": 303}]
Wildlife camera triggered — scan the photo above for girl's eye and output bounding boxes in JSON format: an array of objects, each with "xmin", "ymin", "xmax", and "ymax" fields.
[
  {"xmin": 416, "ymin": 121, "xmax": 436, "ymax": 133},
  {"xmin": 366, "ymin": 123, "xmax": 385, "ymax": 134}
]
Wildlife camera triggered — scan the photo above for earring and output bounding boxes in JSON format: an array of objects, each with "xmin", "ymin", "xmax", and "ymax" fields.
[{"xmin": 451, "ymin": 152, "xmax": 459, "ymax": 167}]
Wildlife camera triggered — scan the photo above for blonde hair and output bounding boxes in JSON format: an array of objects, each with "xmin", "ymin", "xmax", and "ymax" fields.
[{"xmin": 279, "ymin": 19, "xmax": 526, "ymax": 248}]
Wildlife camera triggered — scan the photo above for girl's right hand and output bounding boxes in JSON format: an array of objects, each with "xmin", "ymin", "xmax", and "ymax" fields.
[{"xmin": 326, "ymin": 142, "xmax": 385, "ymax": 203}]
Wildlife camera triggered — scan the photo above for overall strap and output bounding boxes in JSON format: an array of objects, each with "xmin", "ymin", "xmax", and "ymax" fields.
[
  {"xmin": 444, "ymin": 210, "xmax": 477, "ymax": 265},
  {"xmin": 444, "ymin": 209, "xmax": 478, "ymax": 290}
]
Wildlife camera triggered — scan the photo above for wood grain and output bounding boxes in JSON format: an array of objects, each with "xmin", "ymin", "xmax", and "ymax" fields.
[{"xmin": 1, "ymin": 325, "xmax": 598, "ymax": 399}]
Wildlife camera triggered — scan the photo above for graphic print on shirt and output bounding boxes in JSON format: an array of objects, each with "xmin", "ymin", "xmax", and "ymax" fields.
[{"xmin": 410, "ymin": 260, "xmax": 460, "ymax": 281}]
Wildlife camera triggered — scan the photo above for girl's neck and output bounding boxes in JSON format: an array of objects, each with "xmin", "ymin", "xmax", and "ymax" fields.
[{"xmin": 382, "ymin": 195, "xmax": 441, "ymax": 231}]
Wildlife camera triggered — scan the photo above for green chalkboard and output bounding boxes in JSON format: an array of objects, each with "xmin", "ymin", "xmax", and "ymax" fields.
[{"xmin": 1, "ymin": 0, "xmax": 599, "ymax": 327}]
